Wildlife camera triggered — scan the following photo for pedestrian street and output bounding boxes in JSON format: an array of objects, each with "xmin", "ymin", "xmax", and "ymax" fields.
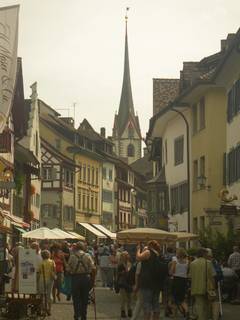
[{"xmin": 48, "ymin": 287, "xmax": 240, "ymax": 320}]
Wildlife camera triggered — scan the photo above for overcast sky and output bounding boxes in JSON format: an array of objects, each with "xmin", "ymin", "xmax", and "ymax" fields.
[{"xmin": 2, "ymin": 0, "xmax": 240, "ymax": 138}]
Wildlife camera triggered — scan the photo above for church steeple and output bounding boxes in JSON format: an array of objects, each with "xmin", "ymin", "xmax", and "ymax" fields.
[
  {"xmin": 117, "ymin": 9, "xmax": 135, "ymax": 134},
  {"xmin": 112, "ymin": 8, "xmax": 142, "ymax": 164}
]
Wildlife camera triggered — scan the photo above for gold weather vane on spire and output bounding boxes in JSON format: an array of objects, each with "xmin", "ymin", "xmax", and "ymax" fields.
[{"xmin": 125, "ymin": 7, "xmax": 130, "ymax": 22}]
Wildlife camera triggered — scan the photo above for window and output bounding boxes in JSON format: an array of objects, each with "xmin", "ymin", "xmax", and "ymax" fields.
[
  {"xmin": 102, "ymin": 167, "xmax": 107, "ymax": 179},
  {"xmin": 96, "ymin": 168, "xmax": 99, "ymax": 185},
  {"xmin": 103, "ymin": 190, "xmax": 112, "ymax": 203},
  {"xmin": 95, "ymin": 197, "xmax": 98, "ymax": 212},
  {"xmin": 36, "ymin": 194, "xmax": 40, "ymax": 208},
  {"xmin": 86, "ymin": 194, "xmax": 90, "ymax": 211},
  {"xmin": 64, "ymin": 206, "xmax": 73, "ymax": 221},
  {"xmin": 109, "ymin": 169, "xmax": 113, "ymax": 181},
  {"xmin": 92, "ymin": 167, "xmax": 95, "ymax": 185},
  {"xmin": 78, "ymin": 164, "xmax": 82, "ymax": 182},
  {"xmin": 83, "ymin": 165, "xmax": 86, "ymax": 182},
  {"xmin": 127, "ymin": 144, "xmax": 135, "ymax": 157},
  {"xmin": 83, "ymin": 194, "xmax": 86, "ymax": 209},
  {"xmin": 200, "ymin": 156, "xmax": 205, "ymax": 177},
  {"xmin": 158, "ymin": 191, "xmax": 165, "ymax": 212},
  {"xmin": 174, "ymin": 136, "xmax": 184, "ymax": 166},
  {"xmin": 91, "ymin": 195, "xmax": 94, "ymax": 210},
  {"xmin": 78, "ymin": 192, "xmax": 81, "ymax": 210},
  {"xmin": 42, "ymin": 167, "xmax": 52, "ymax": 180},
  {"xmin": 200, "ymin": 216, "xmax": 205, "ymax": 230},
  {"xmin": 170, "ymin": 182, "xmax": 188, "ymax": 214},
  {"xmin": 228, "ymin": 148, "xmax": 236, "ymax": 184},
  {"xmin": 41, "ymin": 204, "xmax": 58, "ymax": 218},
  {"xmin": 227, "ymin": 79, "xmax": 240, "ymax": 122},
  {"xmin": 193, "ymin": 160, "xmax": 198, "ymax": 190},
  {"xmin": 87, "ymin": 166, "xmax": 90, "ymax": 184},
  {"xmin": 165, "ymin": 140, "xmax": 168, "ymax": 164},
  {"xmin": 128, "ymin": 126, "xmax": 134, "ymax": 138},
  {"xmin": 192, "ymin": 104, "xmax": 198, "ymax": 134},
  {"xmin": 199, "ymin": 97, "xmax": 205, "ymax": 130}
]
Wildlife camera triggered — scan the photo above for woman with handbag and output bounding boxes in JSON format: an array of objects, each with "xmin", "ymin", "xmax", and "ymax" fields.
[{"xmin": 38, "ymin": 250, "xmax": 56, "ymax": 316}]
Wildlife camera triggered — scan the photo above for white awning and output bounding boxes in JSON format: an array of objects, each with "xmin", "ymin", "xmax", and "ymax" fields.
[
  {"xmin": 78, "ymin": 222, "xmax": 107, "ymax": 239},
  {"xmin": 92, "ymin": 224, "xmax": 116, "ymax": 240}
]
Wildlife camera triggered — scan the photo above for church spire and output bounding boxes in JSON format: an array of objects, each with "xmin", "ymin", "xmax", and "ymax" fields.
[{"xmin": 117, "ymin": 8, "xmax": 135, "ymax": 134}]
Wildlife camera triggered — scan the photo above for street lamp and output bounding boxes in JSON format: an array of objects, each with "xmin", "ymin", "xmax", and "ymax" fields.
[{"xmin": 197, "ymin": 174, "xmax": 211, "ymax": 190}]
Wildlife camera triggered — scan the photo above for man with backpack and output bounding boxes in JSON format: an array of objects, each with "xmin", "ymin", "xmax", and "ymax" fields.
[{"xmin": 136, "ymin": 240, "xmax": 168, "ymax": 320}]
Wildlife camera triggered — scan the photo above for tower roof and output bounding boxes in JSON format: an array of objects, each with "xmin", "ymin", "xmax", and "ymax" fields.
[{"xmin": 117, "ymin": 15, "xmax": 135, "ymax": 134}]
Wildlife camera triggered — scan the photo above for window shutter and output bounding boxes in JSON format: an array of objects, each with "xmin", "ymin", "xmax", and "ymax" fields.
[{"xmin": 236, "ymin": 79, "xmax": 240, "ymax": 113}]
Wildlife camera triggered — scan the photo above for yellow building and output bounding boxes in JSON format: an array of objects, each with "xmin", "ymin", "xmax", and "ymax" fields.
[
  {"xmin": 75, "ymin": 152, "xmax": 102, "ymax": 225},
  {"xmin": 183, "ymin": 87, "xmax": 227, "ymax": 233}
]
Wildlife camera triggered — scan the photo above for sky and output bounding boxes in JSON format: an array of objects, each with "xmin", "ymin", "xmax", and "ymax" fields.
[{"xmin": 2, "ymin": 0, "xmax": 240, "ymax": 138}]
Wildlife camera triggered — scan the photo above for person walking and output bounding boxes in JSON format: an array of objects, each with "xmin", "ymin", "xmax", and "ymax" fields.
[
  {"xmin": 136, "ymin": 240, "xmax": 168, "ymax": 320},
  {"xmin": 189, "ymin": 247, "xmax": 215, "ymax": 320},
  {"xmin": 51, "ymin": 244, "xmax": 65, "ymax": 303},
  {"xmin": 117, "ymin": 251, "xmax": 134, "ymax": 318},
  {"xmin": 169, "ymin": 248, "xmax": 189, "ymax": 318},
  {"xmin": 228, "ymin": 246, "xmax": 240, "ymax": 302},
  {"xmin": 38, "ymin": 250, "xmax": 56, "ymax": 316},
  {"xmin": 67, "ymin": 241, "xmax": 95, "ymax": 320}
]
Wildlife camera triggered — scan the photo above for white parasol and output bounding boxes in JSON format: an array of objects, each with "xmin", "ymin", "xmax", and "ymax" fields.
[
  {"xmin": 117, "ymin": 227, "xmax": 177, "ymax": 244},
  {"xmin": 22, "ymin": 227, "xmax": 66, "ymax": 240},
  {"xmin": 52, "ymin": 228, "xmax": 80, "ymax": 239}
]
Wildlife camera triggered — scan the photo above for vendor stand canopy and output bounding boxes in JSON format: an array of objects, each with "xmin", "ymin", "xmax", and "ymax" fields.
[
  {"xmin": 171, "ymin": 232, "xmax": 199, "ymax": 241},
  {"xmin": 92, "ymin": 224, "xmax": 116, "ymax": 240},
  {"xmin": 117, "ymin": 227, "xmax": 177, "ymax": 244},
  {"xmin": 52, "ymin": 228, "xmax": 79, "ymax": 240},
  {"xmin": 23, "ymin": 227, "xmax": 66, "ymax": 239}
]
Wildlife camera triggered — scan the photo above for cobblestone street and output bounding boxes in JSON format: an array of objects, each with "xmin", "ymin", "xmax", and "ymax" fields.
[{"xmin": 48, "ymin": 287, "xmax": 240, "ymax": 320}]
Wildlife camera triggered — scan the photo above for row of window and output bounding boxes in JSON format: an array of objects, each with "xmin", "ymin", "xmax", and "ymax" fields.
[
  {"xmin": 78, "ymin": 164, "xmax": 99, "ymax": 186},
  {"xmin": 42, "ymin": 167, "xmax": 74, "ymax": 187},
  {"xmin": 119, "ymin": 211, "xmax": 131, "ymax": 224},
  {"xmin": 224, "ymin": 145, "xmax": 240, "ymax": 185},
  {"xmin": 170, "ymin": 182, "xmax": 188, "ymax": 214},
  {"xmin": 148, "ymin": 190, "xmax": 167, "ymax": 213},
  {"xmin": 227, "ymin": 79, "xmax": 240, "ymax": 122},
  {"xmin": 77, "ymin": 191, "xmax": 98, "ymax": 212},
  {"xmin": 41, "ymin": 204, "xmax": 74, "ymax": 221},
  {"xmin": 119, "ymin": 189, "xmax": 131, "ymax": 203}
]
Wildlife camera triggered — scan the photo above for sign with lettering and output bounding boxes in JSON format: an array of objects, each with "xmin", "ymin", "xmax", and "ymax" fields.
[
  {"xmin": 0, "ymin": 5, "xmax": 19, "ymax": 134},
  {"xmin": 19, "ymin": 248, "xmax": 37, "ymax": 294}
]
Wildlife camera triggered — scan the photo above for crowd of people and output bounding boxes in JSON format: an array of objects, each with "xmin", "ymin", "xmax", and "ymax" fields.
[{"xmin": 2, "ymin": 239, "xmax": 240, "ymax": 320}]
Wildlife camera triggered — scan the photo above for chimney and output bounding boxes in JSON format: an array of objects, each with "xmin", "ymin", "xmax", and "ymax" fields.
[
  {"xmin": 100, "ymin": 127, "xmax": 106, "ymax": 138},
  {"xmin": 221, "ymin": 33, "xmax": 235, "ymax": 51}
]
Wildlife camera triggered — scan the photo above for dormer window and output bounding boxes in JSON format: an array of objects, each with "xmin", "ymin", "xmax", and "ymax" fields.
[{"xmin": 127, "ymin": 144, "xmax": 135, "ymax": 157}]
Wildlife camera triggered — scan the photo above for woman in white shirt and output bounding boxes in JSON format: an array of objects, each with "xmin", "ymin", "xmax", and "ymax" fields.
[{"xmin": 170, "ymin": 248, "xmax": 189, "ymax": 317}]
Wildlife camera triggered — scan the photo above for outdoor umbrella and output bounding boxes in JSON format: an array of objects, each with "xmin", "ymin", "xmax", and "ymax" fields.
[
  {"xmin": 117, "ymin": 227, "xmax": 177, "ymax": 244},
  {"xmin": 52, "ymin": 228, "xmax": 80, "ymax": 239},
  {"xmin": 22, "ymin": 227, "xmax": 66, "ymax": 240},
  {"xmin": 170, "ymin": 232, "xmax": 199, "ymax": 241}
]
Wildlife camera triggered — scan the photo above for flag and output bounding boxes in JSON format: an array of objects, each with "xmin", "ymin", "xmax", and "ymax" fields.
[{"xmin": 0, "ymin": 5, "xmax": 19, "ymax": 134}]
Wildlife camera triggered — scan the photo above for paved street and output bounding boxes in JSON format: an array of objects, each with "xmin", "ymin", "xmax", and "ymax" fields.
[{"xmin": 48, "ymin": 287, "xmax": 240, "ymax": 320}]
